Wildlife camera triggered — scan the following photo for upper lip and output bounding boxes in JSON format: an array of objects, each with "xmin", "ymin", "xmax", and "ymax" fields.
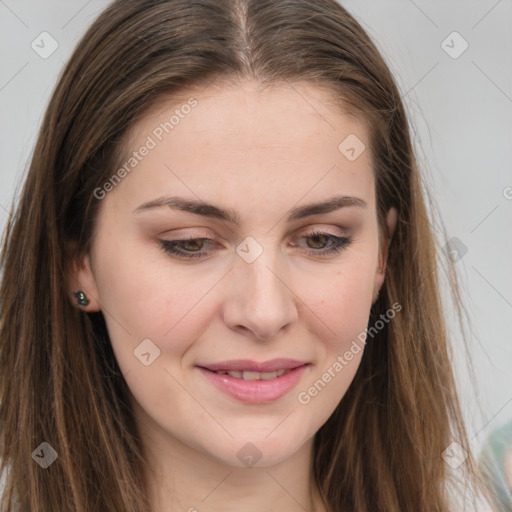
[{"xmin": 198, "ymin": 358, "xmax": 308, "ymax": 372}]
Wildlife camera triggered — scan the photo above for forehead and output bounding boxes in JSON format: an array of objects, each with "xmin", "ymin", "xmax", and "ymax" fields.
[
  {"xmin": 128, "ymin": 79, "xmax": 366, "ymax": 150},
  {"xmin": 107, "ymin": 79, "xmax": 375, "ymax": 216}
]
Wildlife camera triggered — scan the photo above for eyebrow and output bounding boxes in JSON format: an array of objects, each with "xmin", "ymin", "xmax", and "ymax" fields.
[{"xmin": 132, "ymin": 194, "xmax": 367, "ymax": 224}]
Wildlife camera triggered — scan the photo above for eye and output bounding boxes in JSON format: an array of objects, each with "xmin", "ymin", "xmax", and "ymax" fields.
[
  {"xmin": 159, "ymin": 234, "xmax": 216, "ymax": 259},
  {"xmin": 158, "ymin": 229, "xmax": 352, "ymax": 260},
  {"xmin": 294, "ymin": 229, "xmax": 352, "ymax": 256}
]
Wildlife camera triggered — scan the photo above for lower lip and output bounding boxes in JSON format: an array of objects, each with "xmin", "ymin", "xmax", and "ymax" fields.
[{"xmin": 197, "ymin": 365, "xmax": 309, "ymax": 404}]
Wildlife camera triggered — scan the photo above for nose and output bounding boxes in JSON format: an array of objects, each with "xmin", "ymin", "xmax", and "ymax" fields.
[{"xmin": 222, "ymin": 243, "xmax": 299, "ymax": 341}]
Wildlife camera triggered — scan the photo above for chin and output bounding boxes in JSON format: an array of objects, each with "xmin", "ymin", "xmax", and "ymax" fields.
[{"xmin": 200, "ymin": 432, "xmax": 310, "ymax": 469}]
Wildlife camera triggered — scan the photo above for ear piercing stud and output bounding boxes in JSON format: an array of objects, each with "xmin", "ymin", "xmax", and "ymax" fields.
[{"xmin": 73, "ymin": 290, "xmax": 89, "ymax": 306}]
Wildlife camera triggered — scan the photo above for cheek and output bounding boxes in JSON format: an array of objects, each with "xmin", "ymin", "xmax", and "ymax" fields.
[
  {"xmin": 304, "ymin": 256, "xmax": 376, "ymax": 347},
  {"xmin": 279, "ymin": 270, "xmax": 373, "ymax": 444},
  {"xmin": 92, "ymin": 238, "xmax": 217, "ymax": 372},
  {"xmin": 293, "ymin": 260, "xmax": 375, "ymax": 424}
]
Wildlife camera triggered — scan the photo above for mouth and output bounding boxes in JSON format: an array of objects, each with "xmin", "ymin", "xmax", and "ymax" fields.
[
  {"xmin": 196, "ymin": 359, "xmax": 310, "ymax": 404},
  {"xmin": 206, "ymin": 368, "xmax": 291, "ymax": 380}
]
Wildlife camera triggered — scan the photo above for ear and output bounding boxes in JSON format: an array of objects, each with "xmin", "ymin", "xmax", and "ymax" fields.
[
  {"xmin": 372, "ymin": 207, "xmax": 397, "ymax": 304},
  {"xmin": 65, "ymin": 241, "xmax": 101, "ymax": 312}
]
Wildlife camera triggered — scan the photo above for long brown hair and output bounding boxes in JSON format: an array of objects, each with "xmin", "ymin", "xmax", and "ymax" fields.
[{"xmin": 0, "ymin": 0, "xmax": 488, "ymax": 510}]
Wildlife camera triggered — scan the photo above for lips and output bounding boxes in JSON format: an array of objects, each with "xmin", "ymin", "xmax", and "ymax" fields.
[
  {"xmin": 199, "ymin": 358, "xmax": 306, "ymax": 372},
  {"xmin": 196, "ymin": 359, "xmax": 309, "ymax": 403}
]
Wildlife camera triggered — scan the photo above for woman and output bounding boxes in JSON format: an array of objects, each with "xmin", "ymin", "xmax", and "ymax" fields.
[{"xmin": 0, "ymin": 0, "xmax": 492, "ymax": 510}]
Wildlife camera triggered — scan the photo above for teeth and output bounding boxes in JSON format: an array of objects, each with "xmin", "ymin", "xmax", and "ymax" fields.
[
  {"xmin": 214, "ymin": 368, "xmax": 292, "ymax": 380},
  {"xmin": 242, "ymin": 370, "xmax": 261, "ymax": 380}
]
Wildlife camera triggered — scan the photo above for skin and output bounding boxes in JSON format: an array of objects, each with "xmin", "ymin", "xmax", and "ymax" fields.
[{"xmin": 68, "ymin": 79, "xmax": 397, "ymax": 512}]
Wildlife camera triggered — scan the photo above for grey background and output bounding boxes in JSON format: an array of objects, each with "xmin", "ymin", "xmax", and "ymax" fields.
[{"xmin": 1, "ymin": 0, "xmax": 511, "ymax": 500}]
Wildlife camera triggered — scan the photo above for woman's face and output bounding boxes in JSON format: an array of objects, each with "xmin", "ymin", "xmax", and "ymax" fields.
[{"xmin": 72, "ymin": 79, "xmax": 394, "ymax": 469}]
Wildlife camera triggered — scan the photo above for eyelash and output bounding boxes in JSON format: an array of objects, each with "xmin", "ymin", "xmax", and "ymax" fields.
[{"xmin": 158, "ymin": 229, "xmax": 352, "ymax": 260}]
